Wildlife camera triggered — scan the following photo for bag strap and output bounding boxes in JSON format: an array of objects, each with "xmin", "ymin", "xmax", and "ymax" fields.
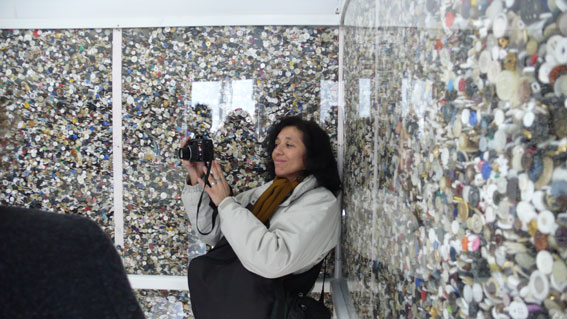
[
  {"xmin": 196, "ymin": 160, "xmax": 215, "ymax": 235},
  {"xmin": 319, "ymin": 254, "xmax": 328, "ymax": 303}
]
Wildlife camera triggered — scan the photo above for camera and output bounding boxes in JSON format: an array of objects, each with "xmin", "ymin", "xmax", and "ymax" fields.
[{"xmin": 177, "ymin": 138, "xmax": 214, "ymax": 162}]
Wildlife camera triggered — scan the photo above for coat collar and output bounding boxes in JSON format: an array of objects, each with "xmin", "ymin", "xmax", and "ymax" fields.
[{"xmin": 280, "ymin": 175, "xmax": 319, "ymax": 206}]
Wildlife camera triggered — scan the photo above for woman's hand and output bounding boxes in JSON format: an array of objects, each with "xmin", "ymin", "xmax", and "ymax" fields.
[
  {"xmin": 198, "ymin": 160, "xmax": 231, "ymax": 206},
  {"xmin": 180, "ymin": 136, "xmax": 205, "ymax": 185}
]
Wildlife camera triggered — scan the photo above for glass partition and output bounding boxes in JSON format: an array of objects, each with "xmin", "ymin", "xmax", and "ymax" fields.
[
  {"xmin": 342, "ymin": 0, "xmax": 567, "ymax": 318},
  {"xmin": 1, "ymin": 25, "xmax": 339, "ymax": 318}
]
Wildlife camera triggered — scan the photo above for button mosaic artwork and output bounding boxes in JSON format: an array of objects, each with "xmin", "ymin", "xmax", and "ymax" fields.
[
  {"xmin": 121, "ymin": 26, "xmax": 338, "ymax": 276},
  {"xmin": 342, "ymin": 0, "xmax": 567, "ymax": 318},
  {"xmin": 0, "ymin": 29, "xmax": 115, "ymax": 236},
  {"xmin": 1, "ymin": 25, "xmax": 338, "ymax": 317},
  {"xmin": 135, "ymin": 290, "xmax": 191, "ymax": 319}
]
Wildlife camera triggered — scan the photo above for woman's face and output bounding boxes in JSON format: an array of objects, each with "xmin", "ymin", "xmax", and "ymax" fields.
[{"xmin": 272, "ymin": 126, "xmax": 307, "ymax": 182}]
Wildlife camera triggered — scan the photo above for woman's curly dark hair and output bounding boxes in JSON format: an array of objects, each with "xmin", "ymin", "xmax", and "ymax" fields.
[{"xmin": 265, "ymin": 116, "xmax": 341, "ymax": 195}]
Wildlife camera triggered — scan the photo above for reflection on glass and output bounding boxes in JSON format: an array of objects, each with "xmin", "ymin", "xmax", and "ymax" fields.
[
  {"xmin": 359, "ymin": 78, "xmax": 371, "ymax": 118},
  {"xmin": 191, "ymin": 80, "xmax": 255, "ymax": 132},
  {"xmin": 320, "ymin": 80, "xmax": 338, "ymax": 123}
]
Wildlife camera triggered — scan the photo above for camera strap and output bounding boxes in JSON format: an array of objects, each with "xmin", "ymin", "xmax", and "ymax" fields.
[{"xmin": 195, "ymin": 160, "xmax": 218, "ymax": 235}]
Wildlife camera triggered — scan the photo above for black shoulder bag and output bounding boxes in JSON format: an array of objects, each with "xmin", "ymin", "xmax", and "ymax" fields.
[
  {"xmin": 188, "ymin": 236, "xmax": 278, "ymax": 319},
  {"xmin": 188, "ymin": 238, "xmax": 331, "ymax": 319},
  {"xmin": 270, "ymin": 255, "xmax": 332, "ymax": 319}
]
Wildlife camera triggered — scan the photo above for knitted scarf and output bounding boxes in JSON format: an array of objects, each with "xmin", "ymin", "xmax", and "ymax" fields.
[{"xmin": 251, "ymin": 176, "xmax": 301, "ymax": 223}]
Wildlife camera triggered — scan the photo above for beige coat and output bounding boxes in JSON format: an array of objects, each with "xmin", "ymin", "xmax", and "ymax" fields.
[{"xmin": 182, "ymin": 175, "xmax": 340, "ymax": 278}]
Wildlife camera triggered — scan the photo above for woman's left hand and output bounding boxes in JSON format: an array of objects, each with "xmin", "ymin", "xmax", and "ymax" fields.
[{"xmin": 197, "ymin": 160, "xmax": 231, "ymax": 206}]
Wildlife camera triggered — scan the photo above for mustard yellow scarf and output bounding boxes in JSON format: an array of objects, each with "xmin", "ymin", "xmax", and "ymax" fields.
[{"xmin": 251, "ymin": 177, "xmax": 301, "ymax": 223}]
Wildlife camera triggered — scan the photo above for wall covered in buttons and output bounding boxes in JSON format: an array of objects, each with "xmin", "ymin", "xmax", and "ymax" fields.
[
  {"xmin": 342, "ymin": 0, "xmax": 567, "ymax": 318},
  {"xmin": 0, "ymin": 26, "xmax": 338, "ymax": 318}
]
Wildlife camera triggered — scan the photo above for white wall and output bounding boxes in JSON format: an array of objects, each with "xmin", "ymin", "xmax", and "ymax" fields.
[{"xmin": 0, "ymin": 0, "xmax": 343, "ymax": 28}]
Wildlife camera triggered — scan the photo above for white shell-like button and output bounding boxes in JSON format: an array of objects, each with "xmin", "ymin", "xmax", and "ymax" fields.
[
  {"xmin": 463, "ymin": 284, "xmax": 473, "ymax": 303},
  {"xmin": 538, "ymin": 62, "xmax": 553, "ymax": 84},
  {"xmin": 473, "ymin": 283, "xmax": 483, "ymax": 302},
  {"xmin": 493, "ymin": 109, "xmax": 505, "ymax": 126},
  {"xmin": 532, "ymin": 190, "xmax": 547, "ymax": 211},
  {"xmin": 485, "ymin": 206, "xmax": 496, "ymax": 223},
  {"xmin": 493, "ymin": 13, "xmax": 508, "ymax": 38},
  {"xmin": 537, "ymin": 210, "xmax": 556, "ymax": 234},
  {"xmin": 553, "ymin": 37, "xmax": 567, "ymax": 64},
  {"xmin": 517, "ymin": 201, "xmax": 537, "ymax": 228},
  {"xmin": 512, "ymin": 147, "xmax": 524, "ymax": 171},
  {"xmin": 461, "ymin": 108, "xmax": 470, "ymax": 125},
  {"xmin": 551, "ymin": 259, "xmax": 567, "ymax": 291},
  {"xmin": 451, "ymin": 220, "xmax": 460, "ymax": 234},
  {"xmin": 536, "ymin": 250, "xmax": 554, "ymax": 275},
  {"xmin": 487, "ymin": 60, "xmax": 502, "ymax": 83},
  {"xmin": 496, "ymin": 70, "xmax": 520, "ymax": 101},
  {"xmin": 523, "ymin": 111, "xmax": 535, "ymax": 127},
  {"xmin": 479, "ymin": 50, "xmax": 492, "ymax": 74},
  {"xmin": 508, "ymin": 301, "xmax": 529, "ymax": 319},
  {"xmin": 528, "ymin": 270, "xmax": 550, "ymax": 301}
]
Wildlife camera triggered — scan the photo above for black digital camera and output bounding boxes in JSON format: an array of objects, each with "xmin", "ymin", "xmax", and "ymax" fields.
[{"xmin": 177, "ymin": 138, "xmax": 214, "ymax": 162}]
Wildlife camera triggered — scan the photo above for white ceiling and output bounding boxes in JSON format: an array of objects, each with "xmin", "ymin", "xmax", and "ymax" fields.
[{"xmin": 0, "ymin": 0, "xmax": 344, "ymax": 29}]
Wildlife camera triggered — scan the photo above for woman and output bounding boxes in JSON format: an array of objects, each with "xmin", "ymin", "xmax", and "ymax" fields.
[{"xmin": 181, "ymin": 116, "xmax": 341, "ymax": 318}]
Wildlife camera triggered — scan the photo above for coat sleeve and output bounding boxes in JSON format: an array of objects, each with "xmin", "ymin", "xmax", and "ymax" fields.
[
  {"xmin": 217, "ymin": 187, "xmax": 340, "ymax": 278},
  {"xmin": 181, "ymin": 184, "xmax": 223, "ymax": 246}
]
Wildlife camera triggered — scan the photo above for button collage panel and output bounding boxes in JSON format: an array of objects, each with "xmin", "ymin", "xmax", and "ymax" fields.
[
  {"xmin": 0, "ymin": 29, "xmax": 116, "ymax": 236},
  {"xmin": 342, "ymin": 0, "xmax": 567, "ymax": 318}
]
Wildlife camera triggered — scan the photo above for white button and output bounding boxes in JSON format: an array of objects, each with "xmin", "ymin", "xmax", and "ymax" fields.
[
  {"xmin": 461, "ymin": 108, "xmax": 470, "ymax": 125},
  {"xmin": 518, "ymin": 173, "xmax": 529, "ymax": 191},
  {"xmin": 537, "ymin": 210, "xmax": 556, "ymax": 234},
  {"xmin": 485, "ymin": 206, "xmax": 496, "ymax": 223},
  {"xmin": 453, "ymin": 115, "xmax": 462, "ymax": 136},
  {"xmin": 480, "ymin": 136, "xmax": 488, "ymax": 152},
  {"xmin": 497, "ymin": 176, "xmax": 508, "ymax": 194},
  {"xmin": 553, "ymin": 37, "xmax": 567, "ymax": 64},
  {"xmin": 554, "ymin": 75, "xmax": 567, "ymax": 96},
  {"xmin": 512, "ymin": 147, "xmax": 524, "ymax": 171},
  {"xmin": 479, "ymin": 50, "xmax": 492, "ymax": 74},
  {"xmin": 558, "ymin": 0, "xmax": 567, "ymax": 12},
  {"xmin": 473, "ymin": 283, "xmax": 483, "ymax": 303},
  {"xmin": 538, "ymin": 62, "xmax": 553, "ymax": 84},
  {"xmin": 558, "ymin": 12, "xmax": 567, "ymax": 36},
  {"xmin": 517, "ymin": 201, "xmax": 537, "ymax": 229},
  {"xmin": 441, "ymin": 147, "xmax": 449, "ymax": 166},
  {"xmin": 508, "ymin": 301, "xmax": 528, "ymax": 319},
  {"xmin": 528, "ymin": 270, "xmax": 550, "ymax": 301},
  {"xmin": 463, "ymin": 284, "xmax": 473, "ymax": 303},
  {"xmin": 523, "ymin": 111, "xmax": 535, "ymax": 127},
  {"xmin": 521, "ymin": 179, "xmax": 534, "ymax": 202},
  {"xmin": 493, "ymin": 13, "xmax": 508, "ymax": 38},
  {"xmin": 536, "ymin": 250, "xmax": 554, "ymax": 275},
  {"xmin": 492, "ymin": 129, "xmax": 507, "ymax": 151},
  {"xmin": 484, "ymin": 183, "xmax": 498, "ymax": 205},
  {"xmin": 496, "ymin": 70, "xmax": 520, "ymax": 101},
  {"xmin": 547, "ymin": 35, "xmax": 563, "ymax": 58},
  {"xmin": 487, "ymin": 60, "xmax": 502, "ymax": 83},
  {"xmin": 551, "ymin": 259, "xmax": 567, "ymax": 291},
  {"xmin": 451, "ymin": 220, "xmax": 460, "ymax": 234},
  {"xmin": 532, "ymin": 190, "xmax": 546, "ymax": 211}
]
